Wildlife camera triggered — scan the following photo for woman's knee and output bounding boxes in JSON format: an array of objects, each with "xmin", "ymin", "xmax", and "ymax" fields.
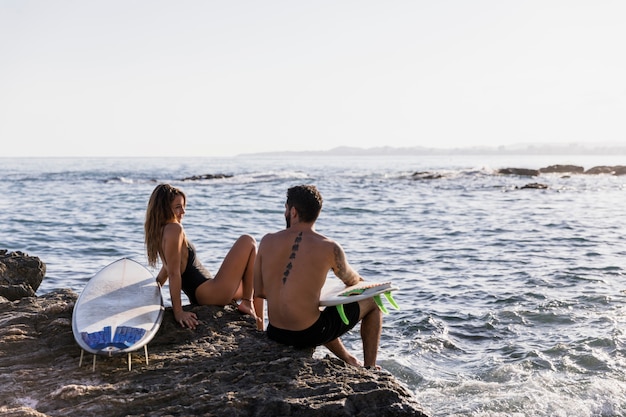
[{"xmin": 236, "ymin": 234, "xmax": 257, "ymax": 248}]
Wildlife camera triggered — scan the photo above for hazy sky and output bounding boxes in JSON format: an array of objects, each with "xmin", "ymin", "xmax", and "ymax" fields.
[{"xmin": 1, "ymin": 1, "xmax": 625, "ymax": 157}]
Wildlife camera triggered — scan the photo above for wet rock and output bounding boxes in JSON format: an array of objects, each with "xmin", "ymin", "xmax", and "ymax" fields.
[
  {"xmin": 499, "ymin": 164, "xmax": 626, "ymax": 177},
  {"xmin": 539, "ymin": 165, "xmax": 584, "ymax": 174},
  {"xmin": 497, "ymin": 168, "xmax": 540, "ymax": 176},
  {"xmin": 181, "ymin": 173, "xmax": 234, "ymax": 181},
  {"xmin": 411, "ymin": 171, "xmax": 443, "ymax": 180},
  {"xmin": 0, "ymin": 290, "xmax": 429, "ymax": 417},
  {"xmin": 585, "ymin": 166, "xmax": 614, "ymax": 175},
  {"xmin": 0, "ymin": 251, "xmax": 46, "ymax": 301},
  {"xmin": 585, "ymin": 165, "xmax": 626, "ymax": 175},
  {"xmin": 518, "ymin": 183, "xmax": 549, "ymax": 189}
]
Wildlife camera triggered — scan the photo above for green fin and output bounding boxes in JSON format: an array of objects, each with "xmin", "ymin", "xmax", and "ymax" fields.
[
  {"xmin": 384, "ymin": 291, "xmax": 400, "ymax": 310},
  {"xmin": 374, "ymin": 295, "xmax": 389, "ymax": 314},
  {"xmin": 336, "ymin": 304, "xmax": 349, "ymax": 325}
]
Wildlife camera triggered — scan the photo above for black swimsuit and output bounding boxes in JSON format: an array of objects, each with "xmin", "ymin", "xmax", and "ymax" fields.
[
  {"xmin": 181, "ymin": 242, "xmax": 212, "ymax": 304},
  {"xmin": 266, "ymin": 303, "xmax": 360, "ymax": 348}
]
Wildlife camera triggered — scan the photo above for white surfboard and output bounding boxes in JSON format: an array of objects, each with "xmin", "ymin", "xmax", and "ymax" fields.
[
  {"xmin": 320, "ymin": 280, "xmax": 400, "ymax": 324},
  {"xmin": 72, "ymin": 258, "xmax": 164, "ymax": 370}
]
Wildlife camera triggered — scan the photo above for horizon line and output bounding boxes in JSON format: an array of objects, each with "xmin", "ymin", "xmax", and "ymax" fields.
[{"xmin": 2, "ymin": 143, "xmax": 626, "ymax": 158}]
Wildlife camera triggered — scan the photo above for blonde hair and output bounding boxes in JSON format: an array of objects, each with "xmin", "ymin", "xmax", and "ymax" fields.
[{"xmin": 144, "ymin": 184, "xmax": 186, "ymax": 267}]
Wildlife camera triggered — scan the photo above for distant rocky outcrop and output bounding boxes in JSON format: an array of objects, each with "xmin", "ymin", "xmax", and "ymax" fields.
[
  {"xmin": 411, "ymin": 171, "xmax": 443, "ymax": 180},
  {"xmin": 518, "ymin": 183, "xmax": 549, "ymax": 190},
  {"xmin": 0, "ymin": 250, "xmax": 45, "ymax": 301},
  {"xmin": 181, "ymin": 173, "xmax": 234, "ymax": 181},
  {"xmin": 538, "ymin": 164, "xmax": 585, "ymax": 174},
  {"xmin": 497, "ymin": 168, "xmax": 540, "ymax": 176},
  {"xmin": 498, "ymin": 165, "xmax": 626, "ymax": 176},
  {"xmin": 410, "ymin": 164, "xmax": 625, "ymax": 181},
  {"xmin": 584, "ymin": 165, "xmax": 626, "ymax": 175},
  {"xmin": 0, "ymin": 252, "xmax": 428, "ymax": 417}
]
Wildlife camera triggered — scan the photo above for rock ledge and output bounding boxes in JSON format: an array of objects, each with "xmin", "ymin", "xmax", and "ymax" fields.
[{"xmin": 0, "ymin": 290, "xmax": 428, "ymax": 417}]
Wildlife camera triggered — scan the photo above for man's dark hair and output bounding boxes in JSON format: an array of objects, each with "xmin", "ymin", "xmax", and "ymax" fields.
[{"xmin": 286, "ymin": 185, "xmax": 323, "ymax": 223}]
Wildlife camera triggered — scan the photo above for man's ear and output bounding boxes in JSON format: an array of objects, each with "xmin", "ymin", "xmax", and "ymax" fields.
[{"xmin": 290, "ymin": 206, "xmax": 298, "ymax": 219}]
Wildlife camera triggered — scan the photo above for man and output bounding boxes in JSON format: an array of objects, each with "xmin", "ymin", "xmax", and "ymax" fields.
[{"xmin": 254, "ymin": 184, "xmax": 382, "ymax": 367}]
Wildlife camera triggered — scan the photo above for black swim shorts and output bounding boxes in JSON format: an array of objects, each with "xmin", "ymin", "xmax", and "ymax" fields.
[{"xmin": 266, "ymin": 303, "xmax": 360, "ymax": 348}]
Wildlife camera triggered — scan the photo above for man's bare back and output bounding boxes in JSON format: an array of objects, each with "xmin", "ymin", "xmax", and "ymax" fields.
[
  {"xmin": 254, "ymin": 185, "xmax": 382, "ymax": 368},
  {"xmin": 255, "ymin": 227, "xmax": 360, "ymax": 330}
]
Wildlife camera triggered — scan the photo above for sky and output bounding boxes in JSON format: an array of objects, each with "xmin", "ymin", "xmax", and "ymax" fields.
[{"xmin": 1, "ymin": 0, "xmax": 625, "ymax": 157}]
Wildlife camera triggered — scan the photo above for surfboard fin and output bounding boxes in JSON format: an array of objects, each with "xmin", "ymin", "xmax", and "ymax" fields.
[
  {"xmin": 384, "ymin": 291, "xmax": 400, "ymax": 310},
  {"xmin": 336, "ymin": 304, "xmax": 349, "ymax": 325},
  {"xmin": 373, "ymin": 295, "xmax": 389, "ymax": 313},
  {"xmin": 335, "ymin": 291, "xmax": 401, "ymax": 325},
  {"xmin": 373, "ymin": 291, "xmax": 400, "ymax": 314}
]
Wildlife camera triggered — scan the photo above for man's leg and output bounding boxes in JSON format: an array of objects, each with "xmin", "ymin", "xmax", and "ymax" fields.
[
  {"xmin": 358, "ymin": 298, "xmax": 382, "ymax": 368},
  {"xmin": 324, "ymin": 338, "xmax": 362, "ymax": 367}
]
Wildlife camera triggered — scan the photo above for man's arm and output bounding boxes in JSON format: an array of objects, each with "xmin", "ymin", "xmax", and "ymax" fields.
[{"xmin": 331, "ymin": 242, "xmax": 363, "ymax": 287}]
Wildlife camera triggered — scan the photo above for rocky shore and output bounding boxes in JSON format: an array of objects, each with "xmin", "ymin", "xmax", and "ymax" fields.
[
  {"xmin": 496, "ymin": 164, "xmax": 626, "ymax": 176},
  {"xmin": 0, "ymin": 252, "xmax": 428, "ymax": 417},
  {"xmin": 409, "ymin": 163, "xmax": 626, "ymax": 190},
  {"xmin": 411, "ymin": 164, "xmax": 626, "ymax": 181}
]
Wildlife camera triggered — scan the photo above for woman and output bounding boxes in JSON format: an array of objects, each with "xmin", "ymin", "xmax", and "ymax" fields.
[{"xmin": 145, "ymin": 183, "xmax": 263, "ymax": 330}]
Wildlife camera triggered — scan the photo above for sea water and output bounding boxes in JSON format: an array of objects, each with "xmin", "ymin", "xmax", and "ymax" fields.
[{"xmin": 1, "ymin": 154, "xmax": 625, "ymax": 416}]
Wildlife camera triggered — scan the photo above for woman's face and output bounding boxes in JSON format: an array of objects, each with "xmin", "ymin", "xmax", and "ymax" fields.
[{"xmin": 170, "ymin": 195, "xmax": 186, "ymax": 223}]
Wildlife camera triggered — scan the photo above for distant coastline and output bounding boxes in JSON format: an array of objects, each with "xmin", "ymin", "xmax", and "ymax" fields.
[{"xmin": 245, "ymin": 143, "xmax": 626, "ymax": 157}]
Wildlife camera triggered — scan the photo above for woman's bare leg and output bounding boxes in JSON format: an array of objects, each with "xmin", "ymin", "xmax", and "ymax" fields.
[
  {"xmin": 228, "ymin": 236, "xmax": 263, "ymax": 328},
  {"xmin": 195, "ymin": 235, "xmax": 258, "ymax": 320}
]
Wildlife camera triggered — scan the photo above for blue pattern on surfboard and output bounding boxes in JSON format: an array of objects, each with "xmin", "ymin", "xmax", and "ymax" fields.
[{"xmin": 81, "ymin": 326, "xmax": 146, "ymax": 350}]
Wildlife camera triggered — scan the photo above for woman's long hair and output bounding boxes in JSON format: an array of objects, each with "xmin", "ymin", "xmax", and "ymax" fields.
[{"xmin": 144, "ymin": 184, "xmax": 186, "ymax": 267}]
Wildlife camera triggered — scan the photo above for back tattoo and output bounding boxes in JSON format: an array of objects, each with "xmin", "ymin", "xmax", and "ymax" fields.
[{"xmin": 282, "ymin": 232, "xmax": 303, "ymax": 284}]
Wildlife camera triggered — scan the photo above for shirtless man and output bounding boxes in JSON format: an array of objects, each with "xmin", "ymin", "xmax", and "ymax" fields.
[{"xmin": 254, "ymin": 185, "xmax": 382, "ymax": 367}]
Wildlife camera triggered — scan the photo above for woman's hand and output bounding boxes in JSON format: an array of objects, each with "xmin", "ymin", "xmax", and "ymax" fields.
[{"xmin": 174, "ymin": 310, "xmax": 199, "ymax": 330}]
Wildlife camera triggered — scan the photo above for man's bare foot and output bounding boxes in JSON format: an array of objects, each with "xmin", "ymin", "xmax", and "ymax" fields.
[
  {"xmin": 234, "ymin": 299, "xmax": 264, "ymax": 330},
  {"xmin": 255, "ymin": 316, "xmax": 264, "ymax": 331},
  {"xmin": 237, "ymin": 299, "xmax": 257, "ymax": 318},
  {"xmin": 338, "ymin": 353, "xmax": 381, "ymax": 369},
  {"xmin": 340, "ymin": 354, "xmax": 363, "ymax": 367}
]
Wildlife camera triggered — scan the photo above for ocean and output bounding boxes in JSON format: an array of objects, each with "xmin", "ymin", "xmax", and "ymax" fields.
[{"xmin": 1, "ymin": 154, "xmax": 625, "ymax": 416}]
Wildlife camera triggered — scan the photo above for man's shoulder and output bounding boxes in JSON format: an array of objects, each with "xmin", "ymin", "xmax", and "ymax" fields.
[
  {"xmin": 258, "ymin": 230, "xmax": 285, "ymax": 247},
  {"xmin": 260, "ymin": 229, "xmax": 284, "ymax": 240},
  {"xmin": 309, "ymin": 231, "xmax": 336, "ymax": 245},
  {"xmin": 260, "ymin": 229, "xmax": 335, "ymax": 246}
]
